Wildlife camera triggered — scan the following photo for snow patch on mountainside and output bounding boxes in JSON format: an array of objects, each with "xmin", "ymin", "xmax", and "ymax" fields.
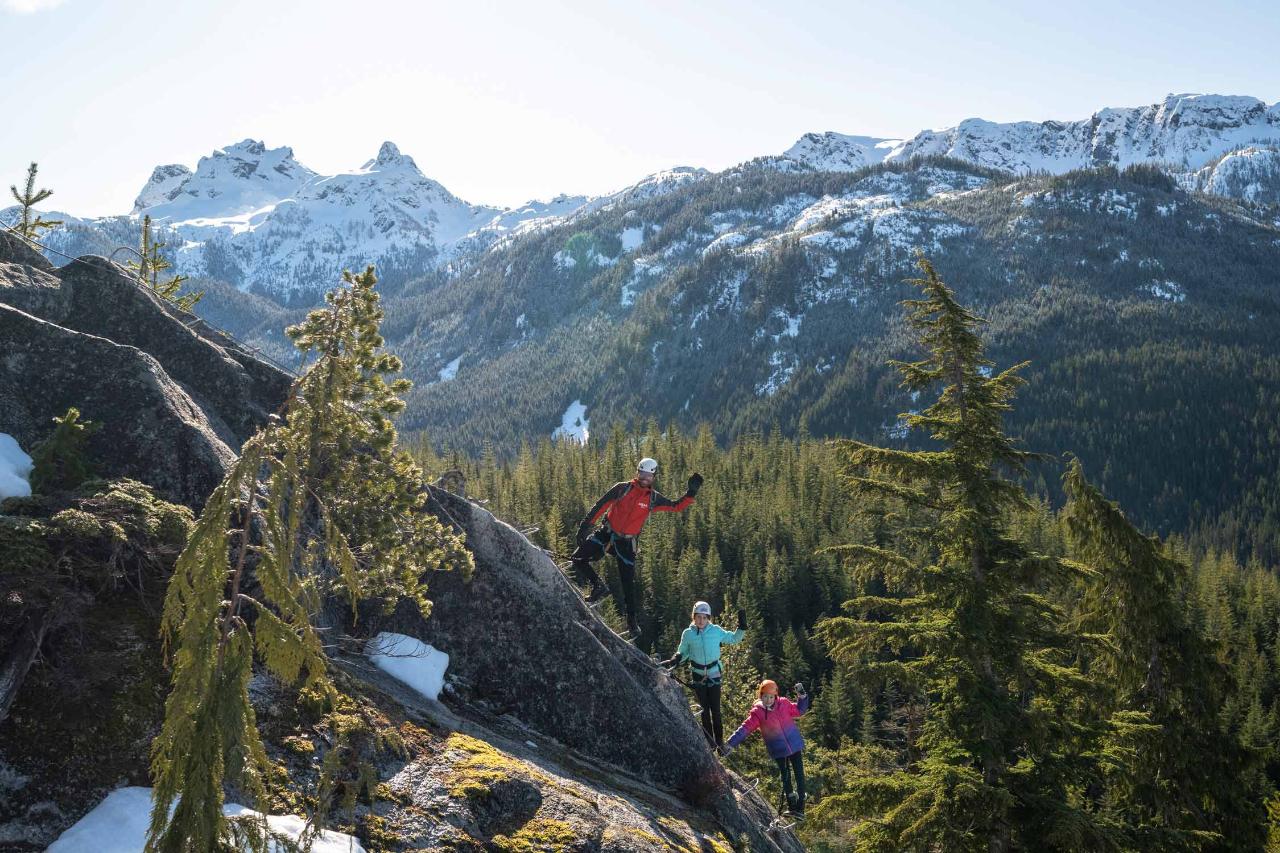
[
  {"xmin": 438, "ymin": 355, "xmax": 462, "ymax": 382},
  {"xmin": 552, "ymin": 400, "xmax": 590, "ymax": 443}
]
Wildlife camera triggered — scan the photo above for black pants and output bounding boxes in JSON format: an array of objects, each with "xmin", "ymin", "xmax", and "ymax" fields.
[
  {"xmin": 571, "ymin": 530, "xmax": 639, "ymax": 624},
  {"xmin": 775, "ymin": 752, "xmax": 805, "ymax": 811},
  {"xmin": 691, "ymin": 681, "xmax": 723, "ymax": 747}
]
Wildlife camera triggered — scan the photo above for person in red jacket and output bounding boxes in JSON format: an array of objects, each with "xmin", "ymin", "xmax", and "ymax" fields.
[{"xmin": 572, "ymin": 457, "xmax": 702, "ymax": 634}]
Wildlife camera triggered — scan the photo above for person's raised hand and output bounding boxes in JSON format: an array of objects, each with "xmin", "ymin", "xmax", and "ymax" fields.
[{"xmin": 686, "ymin": 473, "xmax": 704, "ymax": 497}]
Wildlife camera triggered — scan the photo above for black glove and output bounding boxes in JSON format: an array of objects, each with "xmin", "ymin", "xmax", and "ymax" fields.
[
  {"xmin": 737, "ymin": 609, "xmax": 747, "ymax": 630},
  {"xmin": 718, "ymin": 743, "xmax": 734, "ymax": 757},
  {"xmin": 686, "ymin": 473, "xmax": 704, "ymax": 497},
  {"xmin": 576, "ymin": 522, "xmax": 592, "ymax": 546},
  {"xmin": 659, "ymin": 654, "xmax": 682, "ymax": 671}
]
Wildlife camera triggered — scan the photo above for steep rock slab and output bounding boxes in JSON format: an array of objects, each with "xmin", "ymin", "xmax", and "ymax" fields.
[
  {"xmin": 0, "ymin": 303, "xmax": 236, "ymax": 507},
  {"xmin": 0, "ymin": 230, "xmax": 292, "ymax": 442},
  {"xmin": 379, "ymin": 488, "xmax": 722, "ymax": 795}
]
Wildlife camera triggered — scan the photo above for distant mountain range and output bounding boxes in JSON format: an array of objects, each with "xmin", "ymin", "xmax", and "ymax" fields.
[
  {"xmin": 6, "ymin": 93, "xmax": 1280, "ymax": 557},
  {"xmin": 8, "ymin": 93, "xmax": 1279, "ymax": 306}
]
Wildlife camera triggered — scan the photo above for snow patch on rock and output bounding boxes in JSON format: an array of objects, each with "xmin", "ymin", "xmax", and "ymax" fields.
[
  {"xmin": 366, "ymin": 632, "xmax": 450, "ymax": 703},
  {"xmin": 0, "ymin": 433, "xmax": 33, "ymax": 500},
  {"xmin": 48, "ymin": 786, "xmax": 366, "ymax": 853}
]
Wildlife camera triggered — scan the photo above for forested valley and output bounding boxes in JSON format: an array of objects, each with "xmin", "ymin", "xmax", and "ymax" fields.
[{"xmin": 413, "ymin": 260, "xmax": 1280, "ymax": 850}]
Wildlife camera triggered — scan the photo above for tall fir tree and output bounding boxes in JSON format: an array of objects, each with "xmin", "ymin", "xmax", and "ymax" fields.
[
  {"xmin": 814, "ymin": 256, "xmax": 1111, "ymax": 852},
  {"xmin": 8, "ymin": 162, "xmax": 62, "ymax": 241},
  {"xmin": 1062, "ymin": 457, "xmax": 1268, "ymax": 850},
  {"xmin": 145, "ymin": 267, "xmax": 472, "ymax": 852}
]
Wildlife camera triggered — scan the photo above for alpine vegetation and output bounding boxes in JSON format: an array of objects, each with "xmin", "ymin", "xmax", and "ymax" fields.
[
  {"xmin": 7, "ymin": 162, "xmax": 62, "ymax": 242},
  {"xmin": 144, "ymin": 267, "xmax": 472, "ymax": 852}
]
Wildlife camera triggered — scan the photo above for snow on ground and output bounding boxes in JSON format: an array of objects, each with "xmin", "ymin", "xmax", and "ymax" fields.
[
  {"xmin": 620, "ymin": 226, "xmax": 645, "ymax": 252},
  {"xmin": 0, "ymin": 433, "xmax": 33, "ymax": 500},
  {"xmin": 755, "ymin": 351, "xmax": 797, "ymax": 397},
  {"xmin": 48, "ymin": 786, "xmax": 366, "ymax": 853},
  {"xmin": 1145, "ymin": 280, "xmax": 1187, "ymax": 302},
  {"xmin": 366, "ymin": 632, "xmax": 450, "ymax": 702},
  {"xmin": 552, "ymin": 400, "xmax": 590, "ymax": 444},
  {"xmin": 438, "ymin": 355, "xmax": 462, "ymax": 382},
  {"xmin": 702, "ymin": 232, "xmax": 749, "ymax": 256}
]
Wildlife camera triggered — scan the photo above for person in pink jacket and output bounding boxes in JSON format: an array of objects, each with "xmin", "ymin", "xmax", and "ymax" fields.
[{"xmin": 723, "ymin": 679, "xmax": 810, "ymax": 817}]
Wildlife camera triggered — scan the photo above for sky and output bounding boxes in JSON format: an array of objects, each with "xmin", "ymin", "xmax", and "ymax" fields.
[{"xmin": 3, "ymin": 0, "xmax": 1278, "ymax": 217}]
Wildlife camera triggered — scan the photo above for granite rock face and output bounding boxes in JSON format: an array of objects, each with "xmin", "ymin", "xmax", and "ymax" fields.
[
  {"xmin": 0, "ymin": 230, "xmax": 291, "ymax": 507},
  {"xmin": 363, "ymin": 487, "xmax": 805, "ymax": 850}
]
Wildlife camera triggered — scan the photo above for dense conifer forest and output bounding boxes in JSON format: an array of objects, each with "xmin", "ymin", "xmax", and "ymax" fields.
[{"xmin": 413, "ymin": 260, "xmax": 1280, "ymax": 850}]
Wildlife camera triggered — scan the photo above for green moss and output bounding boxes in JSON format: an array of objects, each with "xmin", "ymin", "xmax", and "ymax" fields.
[
  {"xmin": 283, "ymin": 735, "xmax": 316, "ymax": 756},
  {"xmin": 444, "ymin": 733, "xmax": 551, "ymax": 800},
  {"xmin": 491, "ymin": 818, "xmax": 580, "ymax": 852}
]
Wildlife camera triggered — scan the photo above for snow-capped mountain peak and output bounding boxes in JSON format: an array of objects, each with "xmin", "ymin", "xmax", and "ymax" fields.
[
  {"xmin": 132, "ymin": 164, "xmax": 192, "ymax": 212},
  {"xmin": 780, "ymin": 132, "xmax": 902, "ymax": 172},
  {"xmin": 135, "ymin": 139, "xmax": 317, "ymax": 225},
  {"xmin": 776, "ymin": 94, "xmax": 1280, "ymax": 182},
  {"xmin": 365, "ymin": 140, "xmax": 418, "ymax": 171}
]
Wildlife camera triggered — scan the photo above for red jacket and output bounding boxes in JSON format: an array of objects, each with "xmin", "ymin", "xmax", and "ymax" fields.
[{"xmin": 584, "ymin": 479, "xmax": 693, "ymax": 536}]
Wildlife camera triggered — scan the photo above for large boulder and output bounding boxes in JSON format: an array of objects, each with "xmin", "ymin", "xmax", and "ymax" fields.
[
  {"xmin": 0, "ymin": 304, "xmax": 237, "ymax": 507},
  {"xmin": 382, "ymin": 488, "xmax": 721, "ymax": 794},
  {"xmin": 355, "ymin": 485, "xmax": 804, "ymax": 851},
  {"xmin": 0, "ymin": 230, "xmax": 292, "ymax": 507}
]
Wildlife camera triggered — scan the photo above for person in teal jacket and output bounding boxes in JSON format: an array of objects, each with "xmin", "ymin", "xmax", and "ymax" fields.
[{"xmin": 660, "ymin": 600, "xmax": 745, "ymax": 748}]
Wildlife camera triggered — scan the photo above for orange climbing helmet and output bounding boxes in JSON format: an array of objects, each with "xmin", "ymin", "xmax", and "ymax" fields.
[{"xmin": 758, "ymin": 679, "xmax": 778, "ymax": 698}]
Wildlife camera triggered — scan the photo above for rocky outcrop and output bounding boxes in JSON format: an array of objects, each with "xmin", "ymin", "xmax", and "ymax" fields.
[
  {"xmin": 0, "ymin": 223, "xmax": 800, "ymax": 848},
  {"xmin": 0, "ymin": 230, "xmax": 291, "ymax": 507},
  {"xmin": 0, "ymin": 304, "xmax": 239, "ymax": 507},
  {"xmin": 384, "ymin": 489, "xmax": 723, "ymax": 794},
  {"xmin": 355, "ymin": 487, "xmax": 804, "ymax": 851}
]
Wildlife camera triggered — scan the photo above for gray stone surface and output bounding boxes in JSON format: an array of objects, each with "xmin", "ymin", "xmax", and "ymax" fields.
[
  {"xmin": 0, "ymin": 230, "xmax": 291, "ymax": 507},
  {"xmin": 0, "ymin": 303, "xmax": 238, "ymax": 507},
  {"xmin": 363, "ymin": 487, "xmax": 805, "ymax": 850}
]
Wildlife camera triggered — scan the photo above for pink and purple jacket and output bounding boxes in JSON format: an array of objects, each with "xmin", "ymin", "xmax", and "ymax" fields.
[{"xmin": 726, "ymin": 693, "xmax": 811, "ymax": 759}]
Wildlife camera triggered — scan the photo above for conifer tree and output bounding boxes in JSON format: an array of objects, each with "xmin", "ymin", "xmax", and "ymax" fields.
[
  {"xmin": 145, "ymin": 266, "xmax": 472, "ymax": 852},
  {"xmin": 8, "ymin": 162, "xmax": 62, "ymax": 241},
  {"xmin": 127, "ymin": 214, "xmax": 204, "ymax": 311},
  {"xmin": 1062, "ymin": 457, "xmax": 1267, "ymax": 850},
  {"xmin": 29, "ymin": 407, "xmax": 98, "ymax": 494},
  {"xmin": 814, "ymin": 256, "xmax": 1109, "ymax": 852}
]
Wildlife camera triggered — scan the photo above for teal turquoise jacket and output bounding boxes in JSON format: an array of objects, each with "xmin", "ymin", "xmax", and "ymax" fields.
[{"xmin": 675, "ymin": 622, "xmax": 744, "ymax": 684}]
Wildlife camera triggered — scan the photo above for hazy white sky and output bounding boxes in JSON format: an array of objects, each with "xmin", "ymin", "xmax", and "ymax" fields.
[{"xmin": 3, "ymin": 0, "xmax": 1278, "ymax": 216}]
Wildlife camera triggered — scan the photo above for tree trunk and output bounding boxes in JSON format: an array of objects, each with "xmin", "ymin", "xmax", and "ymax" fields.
[{"xmin": 0, "ymin": 607, "xmax": 52, "ymax": 725}]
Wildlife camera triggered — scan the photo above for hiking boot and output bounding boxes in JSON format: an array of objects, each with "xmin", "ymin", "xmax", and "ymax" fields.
[{"xmin": 585, "ymin": 582, "xmax": 608, "ymax": 604}]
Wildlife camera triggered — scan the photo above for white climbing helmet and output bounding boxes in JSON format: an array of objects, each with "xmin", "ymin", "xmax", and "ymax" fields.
[
  {"xmin": 637, "ymin": 457, "xmax": 659, "ymax": 475},
  {"xmin": 692, "ymin": 601, "xmax": 712, "ymax": 617}
]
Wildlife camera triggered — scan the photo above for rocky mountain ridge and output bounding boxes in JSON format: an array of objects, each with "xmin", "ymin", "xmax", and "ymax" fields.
[
  {"xmin": 10, "ymin": 93, "xmax": 1278, "ymax": 307},
  {"xmin": 775, "ymin": 93, "xmax": 1280, "ymax": 181},
  {"xmin": 0, "ymin": 232, "xmax": 800, "ymax": 850}
]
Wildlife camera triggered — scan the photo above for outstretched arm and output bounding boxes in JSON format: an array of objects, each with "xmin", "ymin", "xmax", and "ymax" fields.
[
  {"xmin": 651, "ymin": 473, "xmax": 703, "ymax": 513},
  {"xmin": 726, "ymin": 708, "xmax": 762, "ymax": 749}
]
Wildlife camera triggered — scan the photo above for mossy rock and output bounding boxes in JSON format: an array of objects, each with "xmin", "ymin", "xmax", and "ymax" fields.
[{"xmin": 490, "ymin": 817, "xmax": 581, "ymax": 853}]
